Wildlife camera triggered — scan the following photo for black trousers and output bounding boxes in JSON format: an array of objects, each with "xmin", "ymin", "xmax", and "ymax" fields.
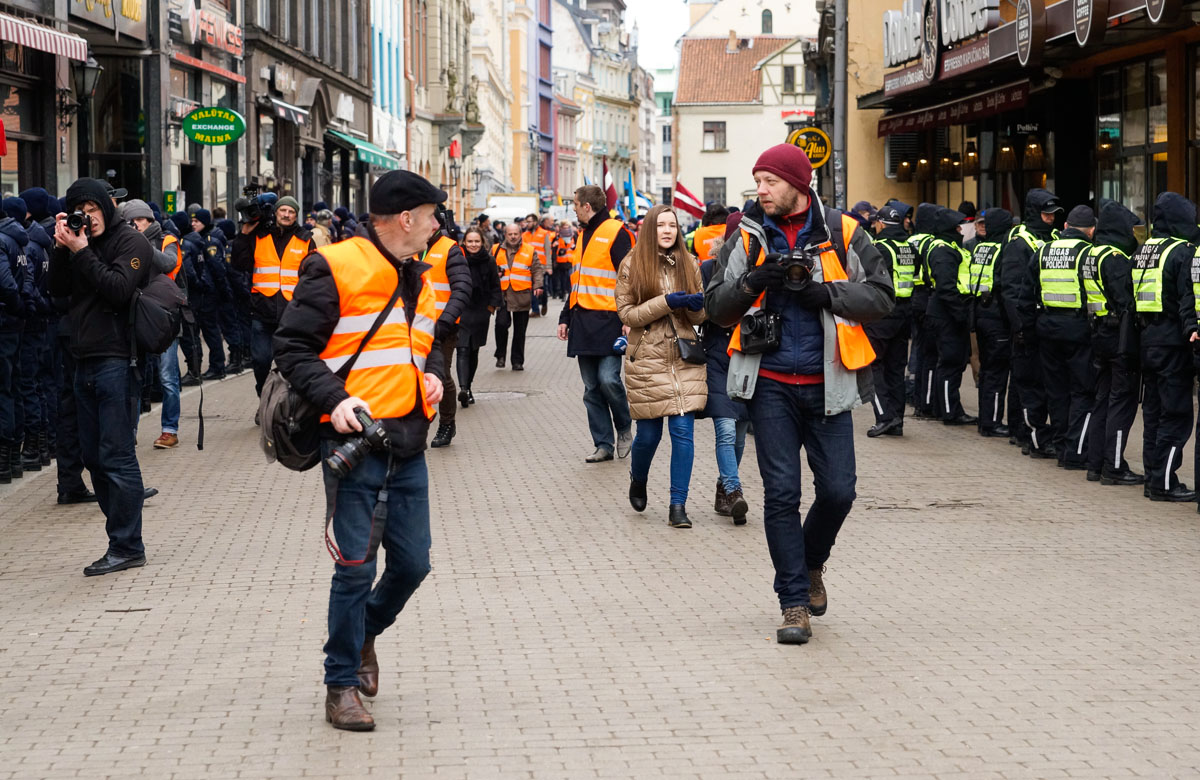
[
  {"xmin": 456, "ymin": 346, "xmax": 480, "ymax": 390},
  {"xmin": 55, "ymin": 335, "xmax": 88, "ymax": 497},
  {"xmin": 1087, "ymin": 352, "xmax": 1140, "ymax": 473},
  {"xmin": 929, "ymin": 316, "xmax": 969, "ymax": 420},
  {"xmin": 911, "ymin": 316, "xmax": 939, "ymax": 415},
  {"xmin": 867, "ymin": 319, "xmax": 910, "ymax": 424},
  {"xmin": 493, "ymin": 308, "xmax": 529, "ymax": 366},
  {"xmin": 438, "ymin": 332, "xmax": 457, "ymax": 425},
  {"xmin": 1140, "ymin": 345, "xmax": 1193, "ymax": 490},
  {"xmin": 1011, "ymin": 337, "xmax": 1051, "ymax": 451},
  {"xmin": 195, "ymin": 297, "xmax": 225, "ymax": 372},
  {"xmin": 975, "ymin": 316, "xmax": 1011, "ymax": 430},
  {"xmin": 1039, "ymin": 337, "xmax": 1095, "ymax": 466}
]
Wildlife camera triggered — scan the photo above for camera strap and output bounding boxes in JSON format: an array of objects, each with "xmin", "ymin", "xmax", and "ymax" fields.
[{"xmin": 322, "ymin": 274, "xmax": 406, "ymax": 567}]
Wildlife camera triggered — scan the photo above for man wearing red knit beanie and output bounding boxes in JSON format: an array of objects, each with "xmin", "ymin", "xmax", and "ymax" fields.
[{"xmin": 704, "ymin": 143, "xmax": 895, "ymax": 644}]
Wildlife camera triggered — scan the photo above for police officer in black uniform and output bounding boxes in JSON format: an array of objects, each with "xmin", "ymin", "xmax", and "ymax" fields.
[
  {"xmin": 1134, "ymin": 192, "xmax": 1196, "ymax": 501},
  {"xmin": 866, "ymin": 200, "xmax": 915, "ymax": 437},
  {"xmin": 908, "ymin": 203, "xmax": 939, "ymax": 418},
  {"xmin": 968, "ymin": 208, "xmax": 1014, "ymax": 437},
  {"xmin": 1083, "ymin": 200, "xmax": 1142, "ymax": 485},
  {"xmin": 925, "ymin": 206, "xmax": 975, "ymax": 425}
]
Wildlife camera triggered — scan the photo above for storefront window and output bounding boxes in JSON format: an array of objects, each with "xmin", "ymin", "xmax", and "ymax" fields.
[
  {"xmin": 1149, "ymin": 58, "xmax": 1167, "ymax": 147},
  {"xmin": 1123, "ymin": 64, "xmax": 1147, "ymax": 148},
  {"xmin": 1097, "ymin": 58, "xmax": 1169, "ymax": 223}
]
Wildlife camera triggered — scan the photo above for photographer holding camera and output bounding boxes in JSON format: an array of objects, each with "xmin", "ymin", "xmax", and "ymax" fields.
[
  {"xmin": 47, "ymin": 177, "xmax": 152, "ymax": 576},
  {"xmin": 273, "ymin": 171, "xmax": 447, "ymax": 732},
  {"xmin": 230, "ymin": 192, "xmax": 316, "ymax": 398},
  {"xmin": 704, "ymin": 144, "xmax": 893, "ymax": 644}
]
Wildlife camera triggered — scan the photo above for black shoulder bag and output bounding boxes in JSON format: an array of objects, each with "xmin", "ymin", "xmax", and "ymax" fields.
[{"xmin": 259, "ymin": 277, "xmax": 405, "ymax": 471}]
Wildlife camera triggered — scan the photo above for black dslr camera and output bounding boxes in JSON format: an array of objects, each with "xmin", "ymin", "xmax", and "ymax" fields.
[
  {"xmin": 738, "ymin": 309, "xmax": 783, "ymax": 354},
  {"xmin": 324, "ymin": 408, "xmax": 390, "ymax": 478},
  {"xmin": 766, "ymin": 250, "xmax": 819, "ymax": 291},
  {"xmin": 66, "ymin": 211, "xmax": 92, "ymax": 235},
  {"xmin": 234, "ymin": 184, "xmax": 276, "ymax": 226}
]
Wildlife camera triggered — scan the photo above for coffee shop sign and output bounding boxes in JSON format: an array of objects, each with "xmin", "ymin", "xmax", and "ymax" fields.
[{"xmin": 884, "ymin": 0, "xmax": 999, "ymax": 68}]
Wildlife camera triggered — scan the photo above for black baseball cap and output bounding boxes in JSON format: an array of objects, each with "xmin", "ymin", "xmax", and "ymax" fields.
[
  {"xmin": 105, "ymin": 183, "xmax": 128, "ymax": 201},
  {"xmin": 877, "ymin": 199, "xmax": 913, "ymax": 224},
  {"xmin": 369, "ymin": 170, "xmax": 447, "ymax": 215}
]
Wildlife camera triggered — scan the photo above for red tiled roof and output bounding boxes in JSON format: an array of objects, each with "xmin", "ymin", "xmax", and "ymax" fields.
[{"xmin": 674, "ymin": 36, "xmax": 793, "ymax": 105}]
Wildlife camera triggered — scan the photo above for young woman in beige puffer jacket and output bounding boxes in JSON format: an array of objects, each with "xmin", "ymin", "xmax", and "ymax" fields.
[{"xmin": 616, "ymin": 205, "xmax": 708, "ymax": 529}]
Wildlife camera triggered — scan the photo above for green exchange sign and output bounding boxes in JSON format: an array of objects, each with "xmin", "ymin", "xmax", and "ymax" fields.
[{"xmin": 182, "ymin": 107, "xmax": 246, "ymax": 146}]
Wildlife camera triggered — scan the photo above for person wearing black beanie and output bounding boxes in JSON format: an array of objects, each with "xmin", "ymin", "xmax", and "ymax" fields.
[{"xmin": 47, "ymin": 177, "xmax": 152, "ymax": 577}]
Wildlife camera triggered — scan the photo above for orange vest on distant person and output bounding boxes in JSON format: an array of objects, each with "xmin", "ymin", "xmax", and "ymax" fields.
[
  {"xmin": 568, "ymin": 219, "xmax": 626, "ymax": 312},
  {"xmin": 253, "ymin": 233, "xmax": 310, "ymax": 300},
  {"xmin": 693, "ymin": 224, "xmax": 724, "ymax": 262},
  {"xmin": 422, "ymin": 235, "xmax": 460, "ymax": 321},
  {"xmin": 728, "ymin": 213, "xmax": 875, "ymax": 371},
  {"xmin": 162, "ymin": 234, "xmax": 183, "ymax": 281},
  {"xmin": 531, "ymin": 226, "xmax": 555, "ymax": 267},
  {"xmin": 316, "ymin": 238, "xmax": 437, "ymax": 422},
  {"xmin": 493, "ymin": 241, "xmax": 536, "ymax": 292}
]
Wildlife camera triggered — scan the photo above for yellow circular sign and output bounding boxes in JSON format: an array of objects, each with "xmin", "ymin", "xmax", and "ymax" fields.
[{"xmin": 786, "ymin": 127, "xmax": 832, "ymax": 170}]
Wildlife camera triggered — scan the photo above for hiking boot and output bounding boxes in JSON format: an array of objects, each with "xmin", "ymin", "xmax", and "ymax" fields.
[
  {"xmin": 668, "ymin": 504, "xmax": 691, "ymax": 529},
  {"xmin": 430, "ymin": 422, "xmax": 456, "ymax": 448},
  {"xmin": 777, "ymin": 605, "xmax": 812, "ymax": 644},
  {"xmin": 727, "ymin": 487, "xmax": 748, "ymax": 526},
  {"xmin": 153, "ymin": 432, "xmax": 179, "ymax": 449},
  {"xmin": 809, "ymin": 566, "xmax": 827, "ymax": 616},
  {"xmin": 714, "ymin": 480, "xmax": 732, "ymax": 516}
]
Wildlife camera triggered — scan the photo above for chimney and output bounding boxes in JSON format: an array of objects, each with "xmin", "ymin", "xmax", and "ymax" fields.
[{"xmin": 727, "ymin": 29, "xmax": 739, "ymax": 52}]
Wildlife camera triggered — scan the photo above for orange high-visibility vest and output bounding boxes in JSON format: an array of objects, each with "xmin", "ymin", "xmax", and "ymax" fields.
[
  {"xmin": 531, "ymin": 226, "xmax": 556, "ymax": 267},
  {"xmin": 569, "ymin": 219, "xmax": 625, "ymax": 312},
  {"xmin": 422, "ymin": 235, "xmax": 460, "ymax": 320},
  {"xmin": 556, "ymin": 236, "xmax": 575, "ymax": 261},
  {"xmin": 253, "ymin": 233, "xmax": 310, "ymax": 300},
  {"xmin": 728, "ymin": 213, "xmax": 876, "ymax": 371},
  {"xmin": 693, "ymin": 224, "xmax": 724, "ymax": 262},
  {"xmin": 162, "ymin": 234, "xmax": 183, "ymax": 281},
  {"xmin": 493, "ymin": 241, "xmax": 536, "ymax": 292},
  {"xmin": 317, "ymin": 238, "xmax": 437, "ymax": 422}
]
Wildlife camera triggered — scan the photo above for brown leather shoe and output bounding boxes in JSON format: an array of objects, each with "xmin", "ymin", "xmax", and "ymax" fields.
[
  {"xmin": 357, "ymin": 635, "xmax": 379, "ymax": 698},
  {"xmin": 325, "ymin": 685, "xmax": 375, "ymax": 731}
]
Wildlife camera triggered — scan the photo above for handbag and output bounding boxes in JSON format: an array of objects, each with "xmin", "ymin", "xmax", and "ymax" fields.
[
  {"xmin": 259, "ymin": 276, "xmax": 407, "ymax": 471},
  {"xmin": 668, "ymin": 315, "xmax": 706, "ymax": 365}
]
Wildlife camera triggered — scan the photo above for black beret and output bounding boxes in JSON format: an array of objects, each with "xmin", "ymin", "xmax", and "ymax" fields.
[
  {"xmin": 1067, "ymin": 205, "xmax": 1096, "ymax": 228},
  {"xmin": 370, "ymin": 171, "xmax": 447, "ymax": 215}
]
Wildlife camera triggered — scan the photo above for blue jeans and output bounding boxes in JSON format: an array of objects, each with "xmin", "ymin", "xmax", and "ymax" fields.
[
  {"xmin": 75, "ymin": 357, "xmax": 145, "ymax": 557},
  {"xmin": 251, "ymin": 319, "xmax": 275, "ymax": 396},
  {"xmin": 321, "ymin": 443, "xmax": 431, "ymax": 687},
  {"xmin": 747, "ymin": 379, "xmax": 856, "ymax": 609},
  {"xmin": 630, "ymin": 413, "xmax": 695, "ymax": 506},
  {"xmin": 577, "ymin": 354, "xmax": 631, "ymax": 451},
  {"xmin": 714, "ymin": 417, "xmax": 749, "ymax": 492},
  {"xmin": 158, "ymin": 340, "xmax": 181, "ymax": 435}
]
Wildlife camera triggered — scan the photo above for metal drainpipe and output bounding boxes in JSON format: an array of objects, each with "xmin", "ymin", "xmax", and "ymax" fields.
[{"xmin": 833, "ymin": 0, "xmax": 848, "ymax": 211}]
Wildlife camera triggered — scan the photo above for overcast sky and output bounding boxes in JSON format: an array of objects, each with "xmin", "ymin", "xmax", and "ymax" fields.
[{"xmin": 624, "ymin": 0, "xmax": 690, "ymax": 70}]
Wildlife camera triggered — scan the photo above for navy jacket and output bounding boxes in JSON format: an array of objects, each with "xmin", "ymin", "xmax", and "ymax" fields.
[
  {"xmin": 699, "ymin": 257, "xmax": 749, "ymax": 421},
  {"xmin": 753, "ymin": 201, "xmax": 823, "ymax": 376}
]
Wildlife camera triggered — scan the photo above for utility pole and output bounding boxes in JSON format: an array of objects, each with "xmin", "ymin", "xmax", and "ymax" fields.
[{"xmin": 832, "ymin": 0, "xmax": 848, "ymax": 210}]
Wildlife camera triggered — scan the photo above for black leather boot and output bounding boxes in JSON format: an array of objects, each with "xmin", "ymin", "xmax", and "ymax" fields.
[
  {"xmin": 668, "ymin": 504, "xmax": 691, "ymax": 528},
  {"xmin": 20, "ymin": 431, "xmax": 41, "ymax": 472},
  {"xmin": 0, "ymin": 440, "xmax": 11, "ymax": 484},
  {"xmin": 430, "ymin": 422, "xmax": 455, "ymax": 448},
  {"xmin": 39, "ymin": 429, "xmax": 51, "ymax": 466},
  {"xmin": 629, "ymin": 478, "xmax": 647, "ymax": 512},
  {"xmin": 9, "ymin": 438, "xmax": 23, "ymax": 479}
]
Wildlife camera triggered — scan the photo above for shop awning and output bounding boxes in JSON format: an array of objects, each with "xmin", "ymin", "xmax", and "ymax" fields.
[
  {"xmin": 325, "ymin": 129, "xmax": 401, "ymax": 171},
  {"xmin": 877, "ymin": 81, "xmax": 1029, "ymax": 137},
  {"xmin": 262, "ymin": 96, "xmax": 309, "ymax": 126},
  {"xmin": 0, "ymin": 13, "xmax": 87, "ymax": 61}
]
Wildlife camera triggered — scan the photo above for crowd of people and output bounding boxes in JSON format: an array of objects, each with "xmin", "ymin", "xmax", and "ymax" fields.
[{"xmin": 852, "ymin": 186, "xmax": 1200, "ymax": 507}]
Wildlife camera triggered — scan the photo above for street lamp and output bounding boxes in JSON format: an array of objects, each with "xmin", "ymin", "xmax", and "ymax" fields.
[
  {"xmin": 449, "ymin": 158, "xmax": 461, "ymax": 187},
  {"xmin": 73, "ymin": 52, "xmax": 104, "ymax": 173},
  {"xmin": 55, "ymin": 52, "xmax": 103, "ymax": 130}
]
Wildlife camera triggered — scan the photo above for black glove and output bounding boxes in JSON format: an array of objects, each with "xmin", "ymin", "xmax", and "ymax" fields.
[
  {"xmin": 794, "ymin": 282, "xmax": 832, "ymax": 310},
  {"xmin": 742, "ymin": 263, "xmax": 787, "ymax": 295},
  {"xmin": 434, "ymin": 319, "xmax": 458, "ymax": 341}
]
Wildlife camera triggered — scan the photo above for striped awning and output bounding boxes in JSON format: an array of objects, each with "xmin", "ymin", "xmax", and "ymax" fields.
[{"xmin": 0, "ymin": 13, "xmax": 88, "ymax": 61}]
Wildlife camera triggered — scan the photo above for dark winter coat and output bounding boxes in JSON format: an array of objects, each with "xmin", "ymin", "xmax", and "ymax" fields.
[
  {"xmin": 0, "ymin": 217, "xmax": 26, "ymax": 330},
  {"xmin": 924, "ymin": 207, "xmax": 969, "ymax": 324},
  {"xmin": 973, "ymin": 208, "xmax": 1013, "ymax": 325},
  {"xmin": 1091, "ymin": 200, "xmax": 1140, "ymax": 356},
  {"xmin": 1142, "ymin": 192, "xmax": 1196, "ymax": 347},
  {"xmin": 429, "ymin": 234, "xmax": 473, "ymax": 341},
  {"xmin": 1033, "ymin": 227, "xmax": 1093, "ymax": 344},
  {"xmin": 1001, "ymin": 188, "xmax": 1060, "ymax": 337},
  {"xmin": 458, "ymin": 247, "xmax": 502, "ymax": 350},
  {"xmin": 699, "ymin": 257, "xmax": 748, "ymax": 421}
]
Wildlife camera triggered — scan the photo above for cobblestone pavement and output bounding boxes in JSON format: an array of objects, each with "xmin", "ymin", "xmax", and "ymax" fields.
[{"xmin": 3, "ymin": 313, "xmax": 1200, "ymax": 779}]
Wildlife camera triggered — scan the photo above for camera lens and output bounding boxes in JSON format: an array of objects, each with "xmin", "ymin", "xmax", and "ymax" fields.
[
  {"xmin": 67, "ymin": 212, "xmax": 85, "ymax": 232},
  {"xmin": 324, "ymin": 437, "xmax": 368, "ymax": 479}
]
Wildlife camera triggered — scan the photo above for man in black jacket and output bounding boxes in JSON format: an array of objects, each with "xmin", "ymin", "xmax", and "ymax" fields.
[
  {"xmin": 274, "ymin": 170, "xmax": 446, "ymax": 732},
  {"xmin": 426, "ymin": 208, "xmax": 473, "ymax": 448},
  {"xmin": 1085, "ymin": 200, "xmax": 1142, "ymax": 485},
  {"xmin": 865, "ymin": 200, "xmax": 915, "ymax": 437},
  {"xmin": 969, "ymin": 208, "xmax": 1015, "ymax": 438},
  {"xmin": 47, "ymin": 178, "xmax": 151, "ymax": 576},
  {"xmin": 230, "ymin": 195, "xmax": 317, "ymax": 397},
  {"xmin": 925, "ymin": 207, "xmax": 975, "ymax": 424}
]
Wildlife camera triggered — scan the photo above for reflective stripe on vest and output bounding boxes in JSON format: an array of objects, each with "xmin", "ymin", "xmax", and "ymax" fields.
[
  {"xmin": 968, "ymin": 242, "xmax": 1001, "ymax": 298},
  {"xmin": 316, "ymin": 237, "xmax": 436, "ymax": 422},
  {"xmin": 253, "ymin": 233, "xmax": 310, "ymax": 300},
  {"xmin": 876, "ymin": 238, "xmax": 917, "ymax": 299},
  {"xmin": 693, "ymin": 224, "xmax": 724, "ymax": 262},
  {"xmin": 1009, "ymin": 224, "xmax": 1058, "ymax": 253},
  {"xmin": 925, "ymin": 239, "xmax": 971, "ymax": 295},
  {"xmin": 494, "ymin": 241, "xmax": 536, "ymax": 292},
  {"xmin": 569, "ymin": 219, "xmax": 625, "ymax": 311},
  {"xmin": 908, "ymin": 233, "xmax": 933, "ymax": 287},
  {"xmin": 531, "ymin": 226, "xmax": 555, "ymax": 266},
  {"xmin": 728, "ymin": 213, "xmax": 876, "ymax": 371},
  {"xmin": 162, "ymin": 234, "xmax": 183, "ymax": 281},
  {"xmin": 1038, "ymin": 238, "xmax": 1089, "ymax": 309},
  {"xmin": 1191, "ymin": 246, "xmax": 1200, "ymax": 317},
  {"xmin": 1082, "ymin": 245, "xmax": 1121, "ymax": 317},
  {"xmin": 422, "ymin": 235, "xmax": 460, "ymax": 319},
  {"xmin": 1134, "ymin": 237, "xmax": 1186, "ymax": 314}
]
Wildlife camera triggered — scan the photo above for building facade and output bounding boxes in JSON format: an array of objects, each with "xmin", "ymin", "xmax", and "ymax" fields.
[
  {"xmin": 469, "ymin": 0, "xmax": 513, "ymax": 213},
  {"xmin": 372, "ymin": 0, "xmax": 407, "ymax": 170}
]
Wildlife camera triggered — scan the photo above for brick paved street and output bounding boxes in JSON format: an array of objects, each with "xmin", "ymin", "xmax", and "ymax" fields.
[{"xmin": 3, "ymin": 313, "xmax": 1200, "ymax": 779}]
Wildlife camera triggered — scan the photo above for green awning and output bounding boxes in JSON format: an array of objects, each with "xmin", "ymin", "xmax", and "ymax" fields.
[{"xmin": 326, "ymin": 129, "xmax": 401, "ymax": 170}]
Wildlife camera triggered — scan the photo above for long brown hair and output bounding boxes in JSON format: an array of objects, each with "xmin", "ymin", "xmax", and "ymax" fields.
[{"xmin": 624, "ymin": 204, "xmax": 699, "ymax": 303}]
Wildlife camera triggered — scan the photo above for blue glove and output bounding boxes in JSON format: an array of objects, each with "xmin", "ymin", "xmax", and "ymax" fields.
[
  {"xmin": 664, "ymin": 291, "xmax": 689, "ymax": 309},
  {"xmin": 685, "ymin": 293, "xmax": 704, "ymax": 311}
]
